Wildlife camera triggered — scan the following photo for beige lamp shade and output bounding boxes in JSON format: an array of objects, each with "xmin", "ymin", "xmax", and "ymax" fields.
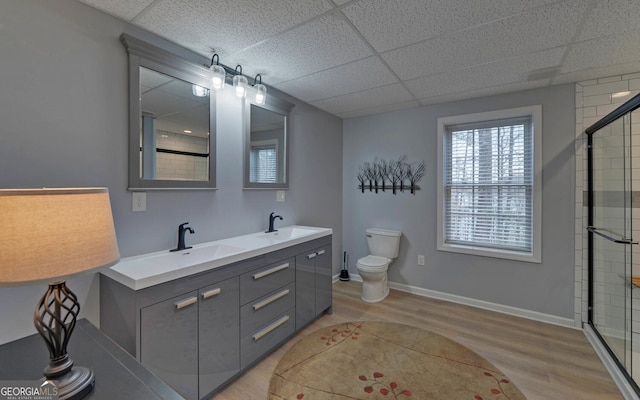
[{"xmin": 0, "ymin": 188, "xmax": 120, "ymax": 287}]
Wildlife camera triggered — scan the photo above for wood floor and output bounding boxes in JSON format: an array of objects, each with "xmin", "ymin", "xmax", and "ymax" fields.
[{"xmin": 213, "ymin": 281, "xmax": 623, "ymax": 400}]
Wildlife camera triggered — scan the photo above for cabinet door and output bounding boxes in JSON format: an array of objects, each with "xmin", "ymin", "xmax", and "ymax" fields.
[
  {"xmin": 295, "ymin": 251, "xmax": 316, "ymax": 330},
  {"xmin": 314, "ymin": 245, "xmax": 332, "ymax": 314},
  {"xmin": 198, "ymin": 277, "xmax": 240, "ymax": 397},
  {"xmin": 140, "ymin": 291, "xmax": 198, "ymax": 400}
]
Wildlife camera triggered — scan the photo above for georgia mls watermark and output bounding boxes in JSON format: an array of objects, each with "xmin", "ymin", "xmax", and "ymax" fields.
[{"xmin": 0, "ymin": 380, "xmax": 58, "ymax": 400}]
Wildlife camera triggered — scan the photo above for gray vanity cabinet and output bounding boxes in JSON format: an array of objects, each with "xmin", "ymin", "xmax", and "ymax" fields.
[
  {"xmin": 100, "ymin": 234, "xmax": 332, "ymax": 400},
  {"xmin": 198, "ymin": 278, "xmax": 240, "ymax": 397},
  {"xmin": 140, "ymin": 290, "xmax": 199, "ymax": 400},
  {"xmin": 295, "ymin": 244, "xmax": 332, "ymax": 330},
  {"xmin": 139, "ymin": 276, "xmax": 239, "ymax": 400}
]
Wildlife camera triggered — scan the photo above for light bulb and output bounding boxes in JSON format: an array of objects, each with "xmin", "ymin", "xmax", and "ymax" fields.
[
  {"xmin": 233, "ymin": 75, "xmax": 248, "ymax": 98},
  {"xmin": 211, "ymin": 65, "xmax": 226, "ymax": 90},
  {"xmin": 255, "ymin": 83, "xmax": 267, "ymax": 105}
]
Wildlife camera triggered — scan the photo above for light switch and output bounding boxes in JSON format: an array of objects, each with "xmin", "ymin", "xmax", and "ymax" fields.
[
  {"xmin": 276, "ymin": 190, "xmax": 285, "ymax": 202},
  {"xmin": 133, "ymin": 192, "xmax": 146, "ymax": 212}
]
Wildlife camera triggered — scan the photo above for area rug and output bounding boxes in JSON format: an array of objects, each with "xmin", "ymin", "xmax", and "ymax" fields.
[{"xmin": 268, "ymin": 321, "xmax": 526, "ymax": 399}]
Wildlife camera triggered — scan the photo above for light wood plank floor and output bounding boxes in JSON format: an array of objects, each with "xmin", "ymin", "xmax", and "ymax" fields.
[{"xmin": 213, "ymin": 281, "xmax": 623, "ymax": 400}]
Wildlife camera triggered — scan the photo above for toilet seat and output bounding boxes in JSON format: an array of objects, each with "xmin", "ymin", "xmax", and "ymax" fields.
[{"xmin": 357, "ymin": 255, "xmax": 389, "ymax": 272}]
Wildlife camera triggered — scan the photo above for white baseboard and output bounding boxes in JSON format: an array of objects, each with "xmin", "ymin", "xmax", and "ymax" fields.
[{"xmin": 334, "ymin": 273, "xmax": 576, "ymax": 329}]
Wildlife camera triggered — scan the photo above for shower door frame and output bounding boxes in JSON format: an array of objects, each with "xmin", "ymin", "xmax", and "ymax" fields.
[{"xmin": 586, "ymin": 93, "xmax": 640, "ymax": 396}]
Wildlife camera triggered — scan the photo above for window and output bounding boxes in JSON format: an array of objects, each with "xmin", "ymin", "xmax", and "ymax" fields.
[
  {"xmin": 437, "ymin": 106, "xmax": 542, "ymax": 262},
  {"xmin": 250, "ymin": 140, "xmax": 278, "ymax": 183}
]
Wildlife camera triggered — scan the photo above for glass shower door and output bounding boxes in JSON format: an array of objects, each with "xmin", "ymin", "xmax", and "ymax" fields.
[{"xmin": 590, "ymin": 111, "xmax": 634, "ymax": 377}]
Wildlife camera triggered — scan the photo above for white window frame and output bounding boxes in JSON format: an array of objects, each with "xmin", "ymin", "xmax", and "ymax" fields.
[
  {"xmin": 250, "ymin": 139, "xmax": 278, "ymax": 183},
  {"xmin": 437, "ymin": 105, "xmax": 542, "ymax": 263}
]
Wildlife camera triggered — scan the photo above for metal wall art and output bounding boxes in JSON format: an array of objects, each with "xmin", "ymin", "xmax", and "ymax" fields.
[{"xmin": 356, "ymin": 156, "xmax": 425, "ymax": 194}]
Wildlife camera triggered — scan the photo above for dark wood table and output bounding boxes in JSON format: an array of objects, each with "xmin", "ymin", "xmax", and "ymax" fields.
[{"xmin": 0, "ymin": 319, "xmax": 183, "ymax": 399}]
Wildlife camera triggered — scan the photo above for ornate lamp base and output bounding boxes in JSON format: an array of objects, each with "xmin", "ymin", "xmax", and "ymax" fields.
[{"xmin": 34, "ymin": 281, "xmax": 95, "ymax": 400}]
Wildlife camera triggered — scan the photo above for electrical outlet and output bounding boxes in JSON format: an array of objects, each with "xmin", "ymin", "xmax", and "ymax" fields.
[
  {"xmin": 417, "ymin": 255, "xmax": 425, "ymax": 266},
  {"xmin": 132, "ymin": 192, "xmax": 146, "ymax": 212}
]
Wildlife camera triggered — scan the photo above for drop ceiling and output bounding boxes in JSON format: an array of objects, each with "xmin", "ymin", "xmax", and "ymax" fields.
[{"xmin": 77, "ymin": 0, "xmax": 640, "ymax": 119}]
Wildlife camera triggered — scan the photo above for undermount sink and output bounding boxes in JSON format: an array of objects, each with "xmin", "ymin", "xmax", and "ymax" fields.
[{"xmin": 256, "ymin": 226, "xmax": 321, "ymax": 241}]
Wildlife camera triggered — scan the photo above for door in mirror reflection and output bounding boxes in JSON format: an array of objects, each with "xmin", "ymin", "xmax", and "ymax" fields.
[
  {"xmin": 249, "ymin": 104, "xmax": 286, "ymax": 184},
  {"xmin": 139, "ymin": 67, "xmax": 210, "ymax": 181}
]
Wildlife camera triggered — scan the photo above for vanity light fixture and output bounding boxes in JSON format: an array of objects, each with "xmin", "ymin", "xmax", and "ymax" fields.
[
  {"xmin": 233, "ymin": 65, "xmax": 248, "ymax": 99},
  {"xmin": 253, "ymin": 74, "xmax": 267, "ymax": 105},
  {"xmin": 210, "ymin": 53, "xmax": 226, "ymax": 91},
  {"xmin": 191, "ymin": 84, "xmax": 209, "ymax": 97}
]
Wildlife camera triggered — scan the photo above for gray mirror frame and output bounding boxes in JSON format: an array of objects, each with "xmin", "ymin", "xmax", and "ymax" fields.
[
  {"xmin": 122, "ymin": 32, "xmax": 217, "ymax": 190},
  {"xmin": 243, "ymin": 95, "xmax": 294, "ymax": 189}
]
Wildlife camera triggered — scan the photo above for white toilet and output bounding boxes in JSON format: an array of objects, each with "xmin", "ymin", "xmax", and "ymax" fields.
[{"xmin": 356, "ymin": 228, "xmax": 402, "ymax": 303}]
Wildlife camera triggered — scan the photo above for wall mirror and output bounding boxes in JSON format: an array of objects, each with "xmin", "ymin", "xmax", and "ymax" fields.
[
  {"xmin": 244, "ymin": 98, "xmax": 293, "ymax": 189},
  {"xmin": 123, "ymin": 32, "xmax": 216, "ymax": 190}
]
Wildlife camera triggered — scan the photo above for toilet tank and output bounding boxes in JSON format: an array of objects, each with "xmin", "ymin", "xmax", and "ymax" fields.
[{"xmin": 366, "ymin": 228, "xmax": 402, "ymax": 259}]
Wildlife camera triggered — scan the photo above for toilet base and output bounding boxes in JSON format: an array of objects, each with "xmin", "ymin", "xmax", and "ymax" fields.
[
  {"xmin": 359, "ymin": 272, "xmax": 389, "ymax": 303},
  {"xmin": 361, "ymin": 285, "xmax": 389, "ymax": 303}
]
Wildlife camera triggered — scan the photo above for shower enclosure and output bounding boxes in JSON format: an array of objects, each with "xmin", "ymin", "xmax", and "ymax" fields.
[{"xmin": 586, "ymin": 93, "xmax": 640, "ymax": 396}]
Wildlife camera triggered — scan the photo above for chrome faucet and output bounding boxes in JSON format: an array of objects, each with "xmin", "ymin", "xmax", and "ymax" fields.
[
  {"xmin": 170, "ymin": 222, "xmax": 194, "ymax": 252},
  {"xmin": 266, "ymin": 212, "xmax": 283, "ymax": 233}
]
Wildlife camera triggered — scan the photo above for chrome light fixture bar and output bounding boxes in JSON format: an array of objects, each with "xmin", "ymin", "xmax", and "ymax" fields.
[{"xmin": 253, "ymin": 74, "xmax": 267, "ymax": 105}]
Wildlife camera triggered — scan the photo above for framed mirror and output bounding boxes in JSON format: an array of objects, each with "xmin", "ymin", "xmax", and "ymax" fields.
[
  {"xmin": 244, "ymin": 98, "xmax": 293, "ymax": 189},
  {"xmin": 123, "ymin": 33, "xmax": 217, "ymax": 190}
]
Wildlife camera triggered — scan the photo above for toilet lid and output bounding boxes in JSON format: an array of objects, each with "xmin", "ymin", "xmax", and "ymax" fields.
[{"xmin": 357, "ymin": 255, "xmax": 389, "ymax": 268}]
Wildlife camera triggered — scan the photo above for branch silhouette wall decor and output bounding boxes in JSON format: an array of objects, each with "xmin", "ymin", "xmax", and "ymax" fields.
[{"xmin": 357, "ymin": 156, "xmax": 425, "ymax": 194}]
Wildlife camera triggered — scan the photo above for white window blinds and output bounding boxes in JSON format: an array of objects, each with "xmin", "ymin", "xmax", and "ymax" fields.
[
  {"xmin": 444, "ymin": 116, "xmax": 533, "ymax": 253},
  {"xmin": 250, "ymin": 144, "xmax": 277, "ymax": 183}
]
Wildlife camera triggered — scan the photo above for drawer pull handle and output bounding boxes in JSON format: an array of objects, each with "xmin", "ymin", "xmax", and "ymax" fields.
[
  {"xmin": 253, "ymin": 263, "xmax": 289, "ymax": 280},
  {"xmin": 316, "ymin": 249, "xmax": 326, "ymax": 256},
  {"xmin": 253, "ymin": 289, "xmax": 290, "ymax": 311},
  {"xmin": 253, "ymin": 315, "xmax": 290, "ymax": 341},
  {"xmin": 307, "ymin": 253, "xmax": 316, "ymax": 259},
  {"xmin": 202, "ymin": 288, "xmax": 221, "ymax": 299},
  {"xmin": 175, "ymin": 297, "xmax": 197, "ymax": 310}
]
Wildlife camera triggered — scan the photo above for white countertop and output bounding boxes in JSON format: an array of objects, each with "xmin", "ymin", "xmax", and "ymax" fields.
[{"xmin": 101, "ymin": 225, "xmax": 332, "ymax": 290}]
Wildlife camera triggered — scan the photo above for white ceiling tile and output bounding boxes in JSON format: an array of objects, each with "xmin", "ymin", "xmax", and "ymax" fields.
[
  {"xmin": 418, "ymin": 80, "xmax": 551, "ymax": 107},
  {"xmin": 578, "ymin": 0, "xmax": 640, "ymax": 41},
  {"xmin": 341, "ymin": 0, "xmax": 557, "ymax": 53},
  {"xmin": 337, "ymin": 100, "xmax": 420, "ymax": 119},
  {"xmin": 274, "ymin": 57, "xmax": 398, "ymax": 102},
  {"xmin": 406, "ymin": 47, "xmax": 565, "ymax": 99},
  {"xmin": 563, "ymin": 30, "xmax": 640, "ymax": 74},
  {"xmin": 310, "ymin": 84, "xmax": 415, "ymax": 115},
  {"xmin": 76, "ymin": 0, "xmax": 154, "ymax": 20},
  {"xmin": 134, "ymin": 0, "xmax": 333, "ymax": 56},
  {"xmin": 228, "ymin": 12, "xmax": 373, "ymax": 84},
  {"xmin": 383, "ymin": 0, "xmax": 585, "ymax": 80},
  {"xmin": 553, "ymin": 62, "xmax": 640, "ymax": 86}
]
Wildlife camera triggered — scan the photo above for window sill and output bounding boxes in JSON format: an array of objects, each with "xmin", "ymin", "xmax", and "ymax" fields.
[{"xmin": 438, "ymin": 242, "xmax": 541, "ymax": 263}]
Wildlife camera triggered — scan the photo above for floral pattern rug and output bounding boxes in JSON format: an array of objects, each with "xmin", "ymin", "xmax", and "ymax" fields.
[{"xmin": 268, "ymin": 321, "xmax": 526, "ymax": 399}]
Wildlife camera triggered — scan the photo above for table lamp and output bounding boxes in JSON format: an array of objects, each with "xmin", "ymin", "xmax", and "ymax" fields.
[{"xmin": 0, "ymin": 188, "xmax": 120, "ymax": 400}]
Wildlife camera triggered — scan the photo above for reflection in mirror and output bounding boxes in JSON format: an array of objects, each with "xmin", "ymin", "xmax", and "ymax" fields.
[
  {"xmin": 139, "ymin": 67, "xmax": 210, "ymax": 182},
  {"xmin": 249, "ymin": 105, "xmax": 285, "ymax": 184},
  {"xmin": 123, "ymin": 32, "xmax": 216, "ymax": 190}
]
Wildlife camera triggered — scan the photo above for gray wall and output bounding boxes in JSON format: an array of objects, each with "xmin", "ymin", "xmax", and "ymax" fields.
[
  {"xmin": 343, "ymin": 85, "xmax": 576, "ymax": 319},
  {"xmin": 0, "ymin": 0, "xmax": 342, "ymax": 344}
]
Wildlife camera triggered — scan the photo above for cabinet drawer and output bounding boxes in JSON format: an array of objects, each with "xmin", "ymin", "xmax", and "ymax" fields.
[
  {"xmin": 240, "ymin": 282, "xmax": 295, "ymax": 337},
  {"xmin": 240, "ymin": 258, "xmax": 294, "ymax": 305},
  {"xmin": 240, "ymin": 308, "xmax": 295, "ymax": 369}
]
